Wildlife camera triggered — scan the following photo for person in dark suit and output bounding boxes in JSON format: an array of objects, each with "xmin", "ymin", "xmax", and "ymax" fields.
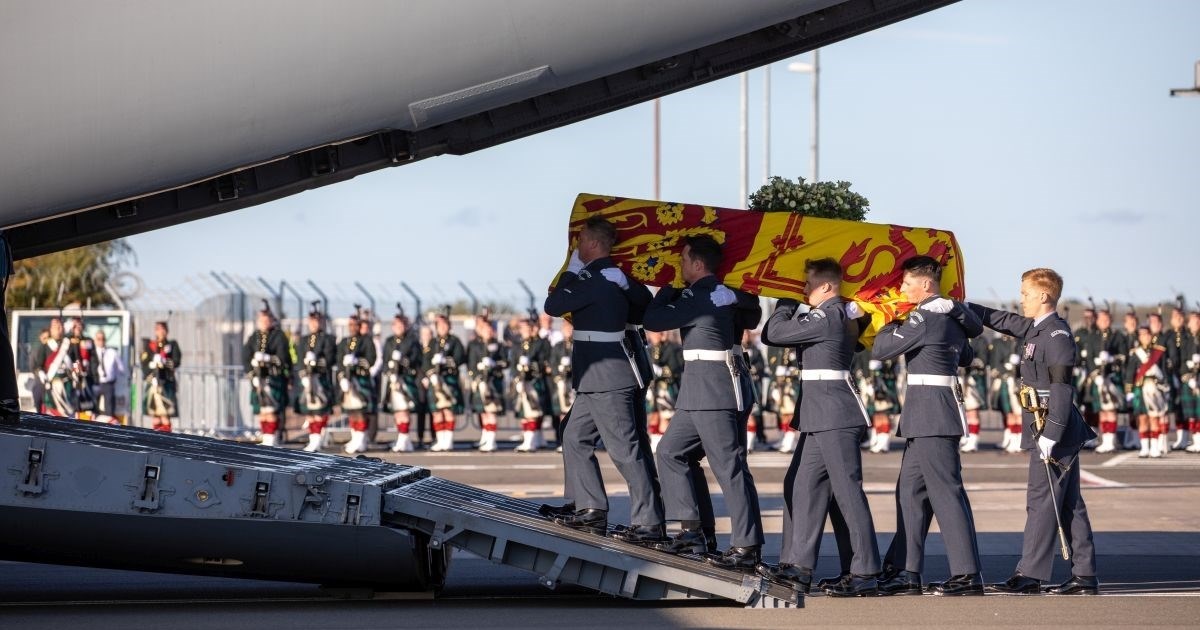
[
  {"xmin": 969, "ymin": 268, "xmax": 1099, "ymax": 596},
  {"xmin": 756, "ymin": 258, "xmax": 881, "ymax": 596},
  {"xmin": 872, "ymin": 256, "xmax": 985, "ymax": 596},
  {"xmin": 643, "ymin": 235, "xmax": 764, "ymax": 571},
  {"xmin": 543, "ymin": 217, "xmax": 665, "ymax": 541}
]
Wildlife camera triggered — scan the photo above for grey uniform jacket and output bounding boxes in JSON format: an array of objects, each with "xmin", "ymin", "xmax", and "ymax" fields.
[
  {"xmin": 643, "ymin": 275, "xmax": 740, "ymax": 411},
  {"xmin": 873, "ymin": 299, "xmax": 982, "ymax": 438},
  {"xmin": 762, "ymin": 295, "xmax": 863, "ymax": 432},
  {"xmin": 967, "ymin": 304, "xmax": 1096, "ymax": 450},
  {"xmin": 544, "ymin": 256, "xmax": 651, "ymax": 393}
]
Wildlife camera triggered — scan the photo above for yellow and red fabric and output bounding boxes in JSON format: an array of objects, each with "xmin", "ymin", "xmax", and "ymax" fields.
[{"xmin": 554, "ymin": 193, "xmax": 967, "ymax": 346}]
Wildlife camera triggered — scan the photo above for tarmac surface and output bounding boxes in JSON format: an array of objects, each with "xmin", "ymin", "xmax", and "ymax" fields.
[{"xmin": 3, "ymin": 428, "xmax": 1200, "ymax": 628}]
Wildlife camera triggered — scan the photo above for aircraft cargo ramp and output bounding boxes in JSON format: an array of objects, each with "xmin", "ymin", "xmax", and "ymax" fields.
[{"xmin": 0, "ymin": 415, "xmax": 800, "ymax": 607}]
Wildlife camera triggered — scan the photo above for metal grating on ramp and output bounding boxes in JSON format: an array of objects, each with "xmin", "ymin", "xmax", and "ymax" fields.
[
  {"xmin": 384, "ymin": 476, "xmax": 801, "ymax": 608},
  {"xmin": 2, "ymin": 414, "xmax": 426, "ymax": 489}
]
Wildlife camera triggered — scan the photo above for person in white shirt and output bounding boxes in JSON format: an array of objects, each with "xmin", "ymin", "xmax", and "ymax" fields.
[{"xmin": 92, "ymin": 330, "xmax": 125, "ymax": 424}]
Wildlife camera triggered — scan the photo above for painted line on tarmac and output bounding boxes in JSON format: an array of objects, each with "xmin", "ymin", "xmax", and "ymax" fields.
[
  {"xmin": 427, "ymin": 464, "xmax": 558, "ymax": 471},
  {"xmin": 1101, "ymin": 452, "xmax": 1137, "ymax": 467},
  {"xmin": 1079, "ymin": 469, "xmax": 1128, "ymax": 488}
]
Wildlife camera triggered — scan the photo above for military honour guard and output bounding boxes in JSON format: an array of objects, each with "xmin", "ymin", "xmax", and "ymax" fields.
[
  {"xmin": 466, "ymin": 317, "xmax": 506, "ymax": 452},
  {"xmin": 422, "ymin": 310, "xmax": 466, "ymax": 452},
  {"xmin": 296, "ymin": 303, "xmax": 337, "ymax": 452},
  {"xmin": 511, "ymin": 314, "xmax": 552, "ymax": 452},
  {"xmin": 245, "ymin": 304, "xmax": 292, "ymax": 446},
  {"xmin": 969, "ymin": 268, "xmax": 1099, "ymax": 596},
  {"xmin": 33, "ymin": 316, "xmax": 81, "ymax": 418},
  {"xmin": 141, "ymin": 321, "xmax": 180, "ymax": 431},
  {"xmin": 645, "ymin": 329, "xmax": 682, "ymax": 452},
  {"xmin": 338, "ymin": 310, "xmax": 378, "ymax": 454},
  {"xmin": 550, "ymin": 320, "xmax": 575, "ymax": 448}
]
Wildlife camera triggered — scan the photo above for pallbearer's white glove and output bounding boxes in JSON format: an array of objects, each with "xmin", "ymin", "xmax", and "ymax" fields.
[
  {"xmin": 601, "ymin": 267, "xmax": 630, "ymax": 290},
  {"xmin": 920, "ymin": 298, "xmax": 954, "ymax": 314},
  {"xmin": 844, "ymin": 301, "xmax": 864, "ymax": 319},
  {"xmin": 1037, "ymin": 435, "xmax": 1056, "ymax": 460},
  {"xmin": 566, "ymin": 250, "xmax": 585, "ymax": 274},
  {"xmin": 710, "ymin": 284, "xmax": 737, "ymax": 308}
]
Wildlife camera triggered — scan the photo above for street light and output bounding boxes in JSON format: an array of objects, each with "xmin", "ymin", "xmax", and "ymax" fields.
[
  {"xmin": 788, "ymin": 49, "xmax": 820, "ymax": 182},
  {"xmin": 1169, "ymin": 61, "xmax": 1200, "ymax": 97}
]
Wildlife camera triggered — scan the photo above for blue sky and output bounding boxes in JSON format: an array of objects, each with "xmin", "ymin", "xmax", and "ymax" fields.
[{"xmin": 128, "ymin": 0, "xmax": 1200, "ymax": 313}]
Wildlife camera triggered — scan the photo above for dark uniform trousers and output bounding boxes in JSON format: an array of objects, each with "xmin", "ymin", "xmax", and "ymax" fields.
[
  {"xmin": 782, "ymin": 426, "xmax": 881, "ymax": 575},
  {"xmin": 564, "ymin": 388, "xmax": 664, "ymax": 527},
  {"xmin": 884, "ymin": 436, "xmax": 981, "ymax": 575},
  {"xmin": 1015, "ymin": 446, "xmax": 1097, "ymax": 581},
  {"xmin": 657, "ymin": 408, "xmax": 764, "ymax": 547},
  {"xmin": 781, "ymin": 432, "xmax": 854, "ymax": 575}
]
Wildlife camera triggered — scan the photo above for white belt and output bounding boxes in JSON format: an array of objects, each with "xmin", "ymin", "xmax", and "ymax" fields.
[
  {"xmin": 573, "ymin": 330, "xmax": 625, "ymax": 343},
  {"xmin": 800, "ymin": 369, "xmax": 850, "ymax": 381},
  {"xmin": 906, "ymin": 374, "xmax": 958, "ymax": 387},
  {"xmin": 683, "ymin": 349, "xmax": 730, "ymax": 361}
]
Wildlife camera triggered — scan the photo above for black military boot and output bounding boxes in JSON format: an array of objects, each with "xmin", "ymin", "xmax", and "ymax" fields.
[
  {"xmin": 756, "ymin": 563, "xmax": 813, "ymax": 594},
  {"xmin": 986, "ymin": 572, "xmax": 1043, "ymax": 594},
  {"xmin": 929, "ymin": 573, "xmax": 984, "ymax": 596},
  {"xmin": 553, "ymin": 508, "xmax": 607, "ymax": 535},
  {"xmin": 537, "ymin": 501, "xmax": 575, "ymax": 518},
  {"xmin": 0, "ymin": 399, "xmax": 19, "ymax": 426},
  {"xmin": 609, "ymin": 524, "xmax": 668, "ymax": 546},
  {"xmin": 817, "ymin": 572, "xmax": 850, "ymax": 592},
  {"xmin": 877, "ymin": 570, "xmax": 923, "ymax": 596},
  {"xmin": 707, "ymin": 546, "xmax": 761, "ymax": 573},
  {"xmin": 825, "ymin": 573, "xmax": 881, "ymax": 597},
  {"xmin": 1045, "ymin": 575, "xmax": 1099, "ymax": 596},
  {"xmin": 653, "ymin": 528, "xmax": 709, "ymax": 555}
]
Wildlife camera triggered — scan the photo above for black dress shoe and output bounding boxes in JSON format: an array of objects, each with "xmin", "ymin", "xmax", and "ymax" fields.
[
  {"xmin": 652, "ymin": 528, "xmax": 709, "ymax": 555},
  {"xmin": 877, "ymin": 570, "xmax": 923, "ymax": 596},
  {"xmin": 610, "ymin": 524, "xmax": 667, "ymax": 546},
  {"xmin": 707, "ymin": 546, "xmax": 761, "ymax": 572},
  {"xmin": 929, "ymin": 573, "xmax": 984, "ymax": 596},
  {"xmin": 817, "ymin": 572, "xmax": 850, "ymax": 591},
  {"xmin": 537, "ymin": 501, "xmax": 575, "ymax": 518},
  {"xmin": 553, "ymin": 508, "xmax": 607, "ymax": 535},
  {"xmin": 0, "ymin": 399, "xmax": 19, "ymax": 426},
  {"xmin": 825, "ymin": 574, "xmax": 881, "ymax": 597},
  {"xmin": 986, "ymin": 573, "xmax": 1042, "ymax": 594},
  {"xmin": 1046, "ymin": 575, "xmax": 1099, "ymax": 595},
  {"xmin": 756, "ymin": 563, "xmax": 812, "ymax": 594}
]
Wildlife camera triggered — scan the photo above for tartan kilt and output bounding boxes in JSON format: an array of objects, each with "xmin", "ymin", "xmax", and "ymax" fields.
[{"xmin": 251, "ymin": 375, "xmax": 289, "ymax": 416}]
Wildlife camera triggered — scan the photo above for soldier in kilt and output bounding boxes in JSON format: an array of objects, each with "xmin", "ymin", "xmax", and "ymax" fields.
[
  {"xmin": 512, "ymin": 316, "xmax": 552, "ymax": 452},
  {"xmin": 296, "ymin": 305, "xmax": 336, "ymax": 451},
  {"xmin": 959, "ymin": 334, "xmax": 990, "ymax": 452},
  {"xmin": 467, "ymin": 318, "xmax": 507, "ymax": 452},
  {"xmin": 141, "ymin": 321, "xmax": 181, "ymax": 431},
  {"xmin": 988, "ymin": 334, "xmax": 1024, "ymax": 453},
  {"xmin": 551, "ymin": 320, "xmax": 576, "ymax": 448},
  {"xmin": 244, "ymin": 306, "xmax": 292, "ymax": 446},
  {"xmin": 423, "ymin": 312, "xmax": 466, "ymax": 452},
  {"xmin": 381, "ymin": 310, "xmax": 423, "ymax": 452},
  {"xmin": 1125, "ymin": 326, "xmax": 1169, "ymax": 458},
  {"xmin": 1182, "ymin": 312, "xmax": 1200, "ymax": 452},
  {"xmin": 1084, "ymin": 307, "xmax": 1126, "ymax": 453},
  {"xmin": 645, "ymin": 329, "xmax": 682, "ymax": 452},
  {"xmin": 32, "ymin": 317, "xmax": 81, "ymax": 418},
  {"xmin": 338, "ymin": 312, "xmax": 378, "ymax": 454},
  {"xmin": 766, "ymin": 345, "xmax": 802, "ymax": 453}
]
